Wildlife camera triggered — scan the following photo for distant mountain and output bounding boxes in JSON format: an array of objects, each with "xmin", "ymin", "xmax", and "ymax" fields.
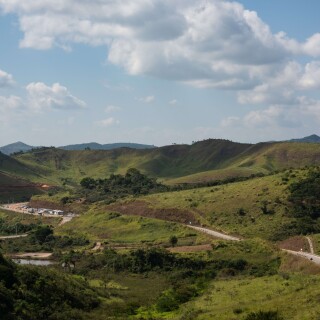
[
  {"xmin": 0, "ymin": 142, "xmax": 35, "ymax": 155},
  {"xmin": 0, "ymin": 141, "xmax": 156, "ymax": 155},
  {"xmin": 289, "ymin": 134, "xmax": 320, "ymax": 143},
  {"xmin": 59, "ymin": 142, "xmax": 156, "ymax": 151}
]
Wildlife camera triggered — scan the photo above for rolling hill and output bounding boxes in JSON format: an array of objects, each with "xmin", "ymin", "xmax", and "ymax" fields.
[{"xmin": 5, "ymin": 139, "xmax": 320, "ymax": 187}]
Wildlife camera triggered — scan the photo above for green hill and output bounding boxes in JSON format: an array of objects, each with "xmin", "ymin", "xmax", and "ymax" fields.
[{"xmin": 8, "ymin": 140, "xmax": 320, "ymax": 187}]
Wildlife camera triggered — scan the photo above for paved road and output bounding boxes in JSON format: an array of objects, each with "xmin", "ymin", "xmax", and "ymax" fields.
[
  {"xmin": 0, "ymin": 234, "xmax": 28, "ymax": 240},
  {"xmin": 187, "ymin": 225, "xmax": 241, "ymax": 241},
  {"xmin": 283, "ymin": 249, "xmax": 320, "ymax": 265},
  {"xmin": 306, "ymin": 236, "xmax": 315, "ymax": 254}
]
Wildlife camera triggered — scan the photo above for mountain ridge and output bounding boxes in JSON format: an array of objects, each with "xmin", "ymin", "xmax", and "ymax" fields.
[{"xmin": 0, "ymin": 141, "xmax": 156, "ymax": 155}]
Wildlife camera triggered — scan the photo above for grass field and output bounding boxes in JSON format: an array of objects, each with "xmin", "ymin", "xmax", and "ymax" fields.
[
  {"xmin": 57, "ymin": 208, "xmax": 208, "ymax": 245},
  {"xmin": 311, "ymin": 234, "xmax": 320, "ymax": 255},
  {"xmin": 176, "ymin": 274, "xmax": 320, "ymax": 320}
]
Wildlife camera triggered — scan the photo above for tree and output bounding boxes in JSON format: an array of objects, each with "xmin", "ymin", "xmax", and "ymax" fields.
[
  {"xmin": 80, "ymin": 177, "xmax": 96, "ymax": 189},
  {"xmin": 33, "ymin": 225, "xmax": 53, "ymax": 244},
  {"xmin": 169, "ymin": 235, "xmax": 178, "ymax": 247}
]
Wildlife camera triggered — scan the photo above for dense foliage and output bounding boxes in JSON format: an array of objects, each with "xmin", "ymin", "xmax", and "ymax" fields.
[
  {"xmin": 0, "ymin": 252, "xmax": 99, "ymax": 320},
  {"xmin": 2, "ymin": 225, "xmax": 89, "ymax": 253},
  {"xmin": 79, "ymin": 168, "xmax": 168, "ymax": 203},
  {"xmin": 287, "ymin": 169, "xmax": 320, "ymax": 234},
  {"xmin": 0, "ymin": 218, "xmax": 38, "ymax": 236}
]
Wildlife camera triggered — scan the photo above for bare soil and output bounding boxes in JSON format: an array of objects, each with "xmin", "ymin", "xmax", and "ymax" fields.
[
  {"xmin": 168, "ymin": 244, "xmax": 212, "ymax": 253},
  {"xmin": 279, "ymin": 236, "xmax": 310, "ymax": 252},
  {"xmin": 108, "ymin": 200, "xmax": 199, "ymax": 224}
]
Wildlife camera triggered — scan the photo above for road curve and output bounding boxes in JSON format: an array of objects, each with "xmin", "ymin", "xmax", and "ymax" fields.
[
  {"xmin": 0, "ymin": 234, "xmax": 28, "ymax": 240},
  {"xmin": 187, "ymin": 225, "xmax": 241, "ymax": 241},
  {"xmin": 283, "ymin": 249, "xmax": 320, "ymax": 265}
]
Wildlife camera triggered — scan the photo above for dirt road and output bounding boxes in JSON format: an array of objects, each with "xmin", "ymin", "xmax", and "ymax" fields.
[
  {"xmin": 187, "ymin": 225, "xmax": 241, "ymax": 241},
  {"xmin": 306, "ymin": 236, "xmax": 315, "ymax": 254},
  {"xmin": 188, "ymin": 224, "xmax": 320, "ymax": 265},
  {"xmin": 283, "ymin": 249, "xmax": 320, "ymax": 265},
  {"xmin": 0, "ymin": 234, "xmax": 28, "ymax": 240}
]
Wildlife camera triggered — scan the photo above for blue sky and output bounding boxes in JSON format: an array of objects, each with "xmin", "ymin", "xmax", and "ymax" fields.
[{"xmin": 0, "ymin": 0, "xmax": 320, "ymax": 147}]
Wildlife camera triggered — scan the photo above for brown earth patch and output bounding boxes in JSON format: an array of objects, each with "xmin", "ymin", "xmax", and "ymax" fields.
[
  {"xmin": 280, "ymin": 252, "xmax": 320, "ymax": 275},
  {"xmin": 168, "ymin": 244, "xmax": 212, "ymax": 253},
  {"xmin": 108, "ymin": 200, "xmax": 199, "ymax": 225},
  {"xmin": 279, "ymin": 236, "xmax": 309, "ymax": 252}
]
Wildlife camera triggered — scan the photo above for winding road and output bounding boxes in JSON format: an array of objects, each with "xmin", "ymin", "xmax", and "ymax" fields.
[{"xmin": 188, "ymin": 224, "xmax": 320, "ymax": 266}]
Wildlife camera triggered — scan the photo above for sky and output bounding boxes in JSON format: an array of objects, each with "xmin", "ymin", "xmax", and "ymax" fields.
[{"xmin": 1, "ymin": 0, "xmax": 320, "ymax": 147}]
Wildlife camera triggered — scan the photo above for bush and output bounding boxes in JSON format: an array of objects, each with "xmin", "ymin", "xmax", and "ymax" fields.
[
  {"xmin": 245, "ymin": 310, "xmax": 283, "ymax": 320},
  {"xmin": 237, "ymin": 208, "xmax": 246, "ymax": 216}
]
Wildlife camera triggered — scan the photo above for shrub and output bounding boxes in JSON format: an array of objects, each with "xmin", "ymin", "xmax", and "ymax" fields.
[{"xmin": 245, "ymin": 310, "xmax": 283, "ymax": 320}]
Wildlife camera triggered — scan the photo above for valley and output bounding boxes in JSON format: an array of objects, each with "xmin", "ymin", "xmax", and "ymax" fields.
[{"xmin": 1, "ymin": 140, "xmax": 320, "ymax": 319}]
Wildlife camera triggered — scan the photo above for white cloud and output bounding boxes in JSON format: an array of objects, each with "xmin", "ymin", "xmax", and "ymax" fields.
[
  {"xmin": 0, "ymin": 69, "xmax": 15, "ymax": 88},
  {"xmin": 0, "ymin": 95, "xmax": 24, "ymax": 123},
  {"xmin": 299, "ymin": 61, "xmax": 320, "ymax": 90},
  {"xmin": 96, "ymin": 117, "xmax": 120, "ymax": 127},
  {"xmin": 303, "ymin": 33, "xmax": 320, "ymax": 57},
  {"xmin": 138, "ymin": 95, "xmax": 155, "ymax": 103},
  {"xmin": 238, "ymin": 61, "xmax": 320, "ymax": 106},
  {"xmin": 221, "ymin": 99, "xmax": 320, "ymax": 132},
  {"xmin": 169, "ymin": 99, "xmax": 178, "ymax": 105},
  {"xmin": 26, "ymin": 82, "xmax": 86, "ymax": 111},
  {"xmin": 105, "ymin": 105, "xmax": 121, "ymax": 113},
  {"xmin": 3, "ymin": 0, "xmax": 320, "ymax": 90}
]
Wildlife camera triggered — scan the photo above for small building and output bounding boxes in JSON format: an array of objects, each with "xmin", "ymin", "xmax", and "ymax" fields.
[{"xmin": 53, "ymin": 210, "xmax": 64, "ymax": 216}]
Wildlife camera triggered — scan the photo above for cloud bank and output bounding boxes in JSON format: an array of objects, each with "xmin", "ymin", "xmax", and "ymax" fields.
[
  {"xmin": 2, "ymin": 0, "xmax": 320, "ymax": 90},
  {"xmin": 2, "ymin": 0, "xmax": 320, "ymax": 140}
]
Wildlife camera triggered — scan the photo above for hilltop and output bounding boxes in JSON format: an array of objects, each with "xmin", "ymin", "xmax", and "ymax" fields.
[{"xmin": 289, "ymin": 134, "xmax": 320, "ymax": 143}]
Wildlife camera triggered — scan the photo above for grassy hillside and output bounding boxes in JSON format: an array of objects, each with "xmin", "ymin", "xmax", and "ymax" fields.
[
  {"xmin": 0, "ymin": 171, "xmax": 44, "ymax": 203},
  {"xmin": 30, "ymin": 167, "xmax": 313, "ymax": 241},
  {"xmin": 13, "ymin": 140, "xmax": 253, "ymax": 185},
  {"xmin": 0, "ymin": 151, "xmax": 50, "ymax": 183},
  {"xmin": 56, "ymin": 207, "xmax": 207, "ymax": 245},
  {"xmin": 106, "ymin": 170, "xmax": 308, "ymax": 240},
  {"xmin": 177, "ymin": 273, "xmax": 320, "ymax": 320}
]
